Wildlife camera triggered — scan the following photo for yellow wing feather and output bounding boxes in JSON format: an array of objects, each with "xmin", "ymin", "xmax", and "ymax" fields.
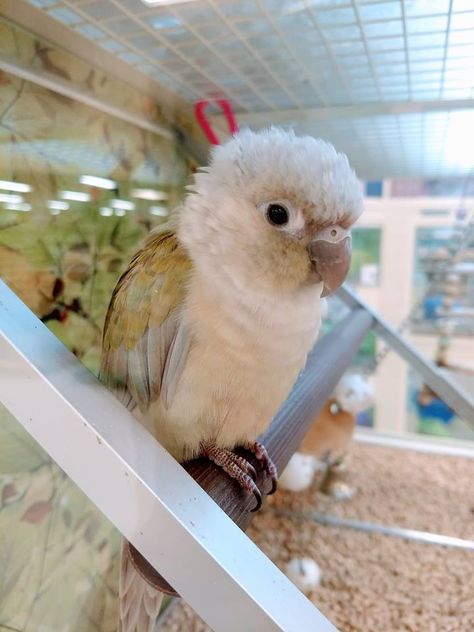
[{"xmin": 100, "ymin": 229, "xmax": 192, "ymax": 411}]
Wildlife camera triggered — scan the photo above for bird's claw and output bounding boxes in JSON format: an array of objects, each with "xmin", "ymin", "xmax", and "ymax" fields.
[
  {"xmin": 203, "ymin": 445, "xmax": 261, "ymax": 510},
  {"xmin": 202, "ymin": 442, "xmax": 277, "ymax": 510},
  {"xmin": 249, "ymin": 441, "xmax": 278, "ymax": 495},
  {"xmin": 250, "ymin": 485, "xmax": 262, "ymax": 512}
]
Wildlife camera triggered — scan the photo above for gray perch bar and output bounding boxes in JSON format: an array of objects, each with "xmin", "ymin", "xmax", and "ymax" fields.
[{"xmin": 129, "ymin": 308, "xmax": 373, "ymax": 595}]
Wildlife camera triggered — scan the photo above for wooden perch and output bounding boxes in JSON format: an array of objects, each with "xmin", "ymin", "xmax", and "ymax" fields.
[{"xmin": 127, "ymin": 308, "xmax": 373, "ymax": 596}]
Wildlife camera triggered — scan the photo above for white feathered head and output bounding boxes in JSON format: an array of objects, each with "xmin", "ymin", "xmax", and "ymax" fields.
[{"xmin": 179, "ymin": 127, "xmax": 363, "ymax": 296}]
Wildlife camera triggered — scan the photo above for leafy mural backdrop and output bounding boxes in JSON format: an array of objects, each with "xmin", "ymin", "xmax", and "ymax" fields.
[{"xmin": 0, "ymin": 18, "xmax": 196, "ymax": 630}]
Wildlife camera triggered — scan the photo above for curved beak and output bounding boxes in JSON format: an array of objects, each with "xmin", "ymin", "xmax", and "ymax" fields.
[{"xmin": 307, "ymin": 226, "xmax": 352, "ymax": 297}]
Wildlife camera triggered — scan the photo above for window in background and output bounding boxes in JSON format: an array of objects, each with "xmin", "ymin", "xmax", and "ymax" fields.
[
  {"xmin": 391, "ymin": 177, "xmax": 474, "ymax": 197},
  {"xmin": 407, "ymin": 369, "xmax": 474, "ymax": 441},
  {"xmin": 412, "ymin": 226, "xmax": 474, "ymax": 336},
  {"xmin": 348, "ymin": 227, "xmax": 382, "ymax": 287},
  {"xmin": 365, "ymin": 180, "xmax": 383, "ymax": 197},
  {"xmin": 409, "ymin": 225, "xmax": 474, "ymax": 441}
]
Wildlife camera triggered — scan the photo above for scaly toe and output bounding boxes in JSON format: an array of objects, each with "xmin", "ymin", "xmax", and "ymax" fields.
[
  {"xmin": 202, "ymin": 444, "xmax": 263, "ymax": 509},
  {"xmin": 249, "ymin": 441, "xmax": 278, "ymax": 495},
  {"xmin": 234, "ymin": 455, "xmax": 257, "ymax": 482}
]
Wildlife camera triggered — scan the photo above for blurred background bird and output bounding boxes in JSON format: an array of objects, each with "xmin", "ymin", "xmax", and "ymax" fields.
[
  {"xmin": 279, "ymin": 372, "xmax": 374, "ymax": 497},
  {"xmin": 99, "ymin": 127, "xmax": 363, "ymax": 632}
]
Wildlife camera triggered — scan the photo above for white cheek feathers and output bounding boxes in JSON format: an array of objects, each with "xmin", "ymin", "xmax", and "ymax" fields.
[{"xmin": 285, "ymin": 557, "xmax": 322, "ymax": 594}]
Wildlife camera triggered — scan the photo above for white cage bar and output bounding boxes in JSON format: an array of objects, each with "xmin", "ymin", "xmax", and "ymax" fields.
[{"xmin": 0, "ymin": 280, "xmax": 337, "ymax": 632}]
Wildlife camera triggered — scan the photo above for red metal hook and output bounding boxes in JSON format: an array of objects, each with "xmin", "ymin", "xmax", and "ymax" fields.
[{"xmin": 194, "ymin": 99, "xmax": 239, "ymax": 145}]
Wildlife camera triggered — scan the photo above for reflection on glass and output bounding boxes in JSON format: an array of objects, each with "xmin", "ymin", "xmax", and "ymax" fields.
[
  {"xmin": 0, "ymin": 18, "xmax": 193, "ymax": 630},
  {"xmin": 0, "ymin": 403, "xmax": 120, "ymax": 631}
]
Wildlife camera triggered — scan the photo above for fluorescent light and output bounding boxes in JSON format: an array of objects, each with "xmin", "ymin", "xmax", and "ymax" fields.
[
  {"xmin": 131, "ymin": 188, "xmax": 168, "ymax": 201},
  {"xmin": 100, "ymin": 207, "xmax": 113, "ymax": 217},
  {"xmin": 0, "ymin": 180, "xmax": 31, "ymax": 193},
  {"xmin": 149, "ymin": 205, "xmax": 168, "ymax": 217},
  {"xmin": 111, "ymin": 199, "xmax": 135, "ymax": 211},
  {"xmin": 114, "ymin": 208, "xmax": 126, "ymax": 217},
  {"xmin": 48, "ymin": 200, "xmax": 69, "ymax": 211},
  {"xmin": 61, "ymin": 190, "xmax": 91, "ymax": 202},
  {"xmin": 79, "ymin": 175, "xmax": 117, "ymax": 190},
  {"xmin": 5, "ymin": 202, "xmax": 32, "ymax": 212},
  {"xmin": 0, "ymin": 193, "xmax": 23, "ymax": 204}
]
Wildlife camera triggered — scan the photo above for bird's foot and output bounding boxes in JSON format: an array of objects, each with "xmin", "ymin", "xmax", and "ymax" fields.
[
  {"xmin": 202, "ymin": 444, "xmax": 262, "ymax": 511},
  {"xmin": 248, "ymin": 441, "xmax": 278, "ymax": 495}
]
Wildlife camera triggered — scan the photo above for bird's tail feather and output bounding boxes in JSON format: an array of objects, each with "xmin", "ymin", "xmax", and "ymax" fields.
[{"xmin": 118, "ymin": 541, "xmax": 165, "ymax": 632}]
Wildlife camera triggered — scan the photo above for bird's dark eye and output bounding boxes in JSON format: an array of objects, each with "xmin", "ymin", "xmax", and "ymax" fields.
[{"xmin": 266, "ymin": 204, "xmax": 289, "ymax": 226}]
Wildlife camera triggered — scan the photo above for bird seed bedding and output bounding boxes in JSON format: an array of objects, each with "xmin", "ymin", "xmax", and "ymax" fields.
[{"xmin": 160, "ymin": 443, "xmax": 474, "ymax": 632}]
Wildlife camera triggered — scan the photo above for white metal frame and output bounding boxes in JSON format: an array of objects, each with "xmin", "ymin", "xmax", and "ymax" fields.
[
  {"xmin": 274, "ymin": 508, "xmax": 474, "ymax": 552},
  {"xmin": 0, "ymin": 53, "xmax": 174, "ymax": 141},
  {"xmin": 212, "ymin": 98, "xmax": 474, "ymax": 128},
  {"xmin": 355, "ymin": 428, "xmax": 474, "ymax": 458},
  {"xmin": 0, "ymin": 280, "xmax": 337, "ymax": 632}
]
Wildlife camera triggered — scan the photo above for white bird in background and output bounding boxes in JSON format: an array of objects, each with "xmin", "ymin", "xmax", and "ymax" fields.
[{"xmin": 100, "ymin": 127, "xmax": 363, "ymax": 631}]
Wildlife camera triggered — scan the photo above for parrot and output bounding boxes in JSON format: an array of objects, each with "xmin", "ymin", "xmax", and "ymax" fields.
[{"xmin": 99, "ymin": 127, "xmax": 363, "ymax": 631}]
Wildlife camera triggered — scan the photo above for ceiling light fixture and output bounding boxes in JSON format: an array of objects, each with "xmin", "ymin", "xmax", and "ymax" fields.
[
  {"xmin": 0, "ymin": 180, "xmax": 31, "ymax": 193},
  {"xmin": 79, "ymin": 175, "xmax": 117, "ymax": 190},
  {"xmin": 149, "ymin": 205, "xmax": 168, "ymax": 217},
  {"xmin": 61, "ymin": 191, "xmax": 91, "ymax": 202},
  {"xmin": 100, "ymin": 207, "xmax": 114, "ymax": 217},
  {"xmin": 111, "ymin": 199, "xmax": 135, "ymax": 211},
  {"xmin": 0, "ymin": 193, "xmax": 23, "ymax": 204},
  {"xmin": 114, "ymin": 208, "xmax": 126, "ymax": 217},
  {"xmin": 131, "ymin": 188, "xmax": 168, "ymax": 201},
  {"xmin": 48, "ymin": 200, "xmax": 69, "ymax": 211},
  {"xmin": 4, "ymin": 202, "xmax": 32, "ymax": 212}
]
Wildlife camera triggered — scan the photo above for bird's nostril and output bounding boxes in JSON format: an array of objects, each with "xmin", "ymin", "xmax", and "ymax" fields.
[{"xmin": 331, "ymin": 229, "xmax": 337, "ymax": 237}]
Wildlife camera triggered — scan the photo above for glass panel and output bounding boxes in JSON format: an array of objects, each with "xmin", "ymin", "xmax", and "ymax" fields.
[
  {"xmin": 410, "ymin": 224, "xmax": 474, "ymax": 440},
  {"xmin": 0, "ymin": 403, "xmax": 122, "ymax": 631},
  {"xmin": 406, "ymin": 15, "xmax": 449, "ymax": 34},
  {"xmin": 322, "ymin": 25, "xmax": 361, "ymax": 41},
  {"xmin": 0, "ymin": 17, "xmax": 194, "ymax": 630},
  {"xmin": 450, "ymin": 12, "xmax": 474, "ymax": 29},
  {"xmin": 367, "ymin": 36, "xmax": 405, "ymax": 51},
  {"xmin": 0, "ymin": 4, "xmax": 472, "ymax": 632},
  {"xmin": 405, "ymin": 0, "xmax": 450, "ymax": 16},
  {"xmin": 412, "ymin": 226, "xmax": 474, "ymax": 335},
  {"xmin": 316, "ymin": 7, "xmax": 357, "ymax": 25},
  {"xmin": 364, "ymin": 19, "xmax": 404, "ymax": 38},
  {"xmin": 359, "ymin": 2, "xmax": 402, "ymax": 21}
]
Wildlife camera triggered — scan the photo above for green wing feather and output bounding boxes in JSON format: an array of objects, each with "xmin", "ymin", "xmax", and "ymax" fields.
[{"xmin": 100, "ymin": 229, "xmax": 192, "ymax": 412}]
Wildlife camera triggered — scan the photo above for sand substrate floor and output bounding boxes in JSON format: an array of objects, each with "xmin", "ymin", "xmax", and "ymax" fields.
[{"xmin": 160, "ymin": 443, "xmax": 474, "ymax": 632}]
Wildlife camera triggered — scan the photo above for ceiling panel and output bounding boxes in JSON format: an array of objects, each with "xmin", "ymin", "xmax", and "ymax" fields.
[{"xmin": 23, "ymin": 0, "xmax": 474, "ymax": 178}]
